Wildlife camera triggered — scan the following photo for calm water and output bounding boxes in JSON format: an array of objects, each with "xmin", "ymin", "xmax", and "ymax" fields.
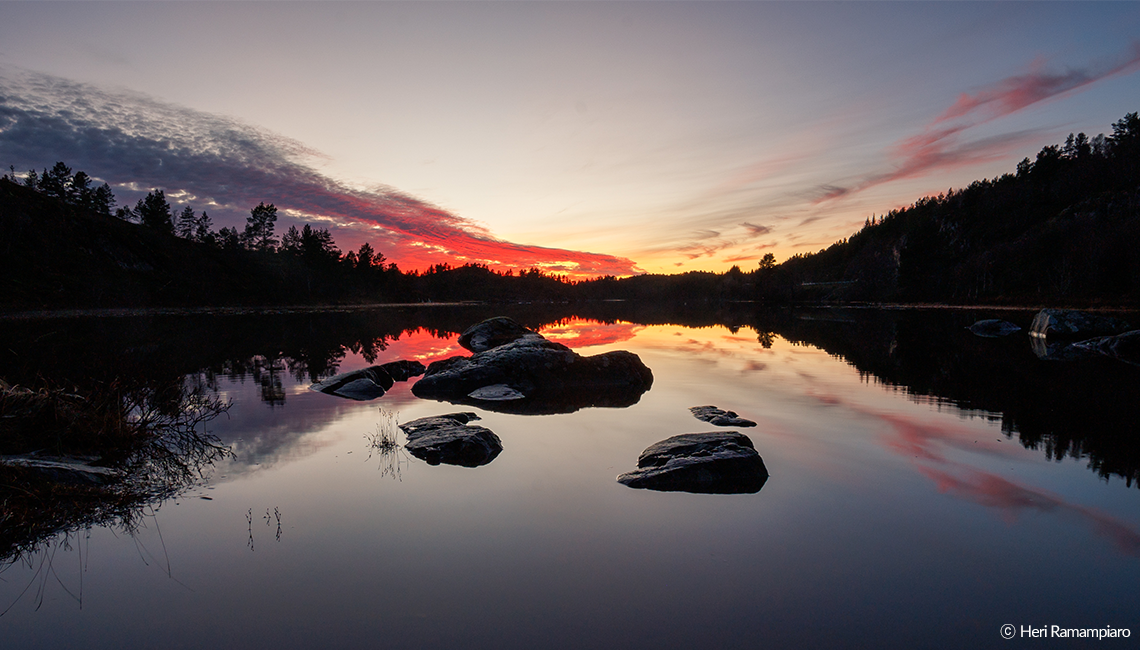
[{"xmin": 2, "ymin": 305, "xmax": 1138, "ymax": 649}]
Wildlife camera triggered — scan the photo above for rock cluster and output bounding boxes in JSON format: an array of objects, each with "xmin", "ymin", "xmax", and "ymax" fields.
[{"xmin": 411, "ymin": 317, "xmax": 653, "ymax": 415}]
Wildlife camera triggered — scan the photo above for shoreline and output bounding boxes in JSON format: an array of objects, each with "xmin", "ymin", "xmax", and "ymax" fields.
[{"xmin": 2, "ymin": 299, "xmax": 1137, "ymax": 321}]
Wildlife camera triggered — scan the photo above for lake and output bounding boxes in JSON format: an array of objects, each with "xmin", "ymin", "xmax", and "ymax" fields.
[{"xmin": 1, "ymin": 304, "xmax": 1138, "ymax": 649}]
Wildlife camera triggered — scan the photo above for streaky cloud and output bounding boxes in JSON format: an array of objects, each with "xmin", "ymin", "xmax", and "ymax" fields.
[
  {"xmin": 934, "ymin": 42, "xmax": 1140, "ymax": 125},
  {"xmin": 0, "ymin": 69, "xmax": 639, "ymax": 277},
  {"xmin": 812, "ymin": 41, "xmax": 1140, "ymax": 205},
  {"xmin": 741, "ymin": 222, "xmax": 772, "ymax": 237}
]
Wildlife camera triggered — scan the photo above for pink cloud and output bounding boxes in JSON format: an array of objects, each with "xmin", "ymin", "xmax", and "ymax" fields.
[{"xmin": 815, "ymin": 41, "xmax": 1140, "ymax": 204}]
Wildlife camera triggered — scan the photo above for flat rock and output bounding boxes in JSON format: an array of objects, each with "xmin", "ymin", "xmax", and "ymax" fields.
[
  {"xmin": 968, "ymin": 319, "xmax": 1021, "ymax": 338},
  {"xmin": 1030, "ymin": 309, "xmax": 1131, "ymax": 339},
  {"xmin": 398, "ymin": 413, "xmax": 502, "ymax": 467},
  {"xmin": 0, "ymin": 455, "xmax": 121, "ymax": 485},
  {"xmin": 689, "ymin": 405, "xmax": 756, "ymax": 427},
  {"xmin": 617, "ymin": 431, "xmax": 768, "ymax": 494}
]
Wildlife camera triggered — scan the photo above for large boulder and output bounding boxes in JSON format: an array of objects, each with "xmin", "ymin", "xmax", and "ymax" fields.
[
  {"xmin": 1029, "ymin": 309, "xmax": 1131, "ymax": 339},
  {"xmin": 968, "ymin": 319, "xmax": 1021, "ymax": 338},
  {"xmin": 310, "ymin": 360, "xmax": 425, "ymax": 400},
  {"xmin": 689, "ymin": 405, "xmax": 756, "ymax": 427},
  {"xmin": 412, "ymin": 318, "xmax": 653, "ymax": 415},
  {"xmin": 617, "ymin": 432, "xmax": 769, "ymax": 494},
  {"xmin": 398, "ymin": 412, "xmax": 502, "ymax": 467},
  {"xmin": 458, "ymin": 317, "xmax": 544, "ymax": 353}
]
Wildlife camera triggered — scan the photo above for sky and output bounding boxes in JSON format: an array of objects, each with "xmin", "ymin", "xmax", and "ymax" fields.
[{"xmin": 1, "ymin": 1, "xmax": 1139, "ymax": 278}]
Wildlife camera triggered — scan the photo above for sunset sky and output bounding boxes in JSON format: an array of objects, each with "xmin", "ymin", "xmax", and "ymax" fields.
[{"xmin": 2, "ymin": 2, "xmax": 1139, "ymax": 277}]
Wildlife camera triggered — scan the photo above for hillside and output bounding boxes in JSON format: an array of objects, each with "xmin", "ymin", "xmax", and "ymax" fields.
[{"xmin": 758, "ymin": 112, "xmax": 1140, "ymax": 305}]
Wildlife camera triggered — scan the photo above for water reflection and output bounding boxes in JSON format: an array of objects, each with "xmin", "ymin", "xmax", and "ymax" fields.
[
  {"xmin": 2, "ymin": 306, "xmax": 1139, "ymax": 647},
  {"xmin": 0, "ymin": 379, "xmax": 230, "ymax": 567},
  {"xmin": 1, "ymin": 304, "xmax": 1137, "ymax": 487}
]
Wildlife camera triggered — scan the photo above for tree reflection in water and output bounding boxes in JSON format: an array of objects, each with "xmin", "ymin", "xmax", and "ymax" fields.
[{"xmin": 0, "ymin": 378, "xmax": 231, "ymax": 607}]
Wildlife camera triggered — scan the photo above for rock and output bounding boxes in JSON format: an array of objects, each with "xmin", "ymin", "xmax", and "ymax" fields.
[
  {"xmin": 1070, "ymin": 330, "xmax": 1140, "ymax": 367},
  {"xmin": 398, "ymin": 413, "xmax": 502, "ymax": 467},
  {"xmin": 310, "ymin": 366, "xmax": 394, "ymax": 400},
  {"xmin": 458, "ymin": 316, "xmax": 544, "ymax": 353},
  {"xmin": 617, "ymin": 432, "xmax": 768, "ymax": 494},
  {"xmin": 968, "ymin": 319, "xmax": 1021, "ymax": 338},
  {"xmin": 1029, "ymin": 309, "xmax": 1131, "ymax": 339},
  {"xmin": 0, "ymin": 455, "xmax": 120, "ymax": 486},
  {"xmin": 689, "ymin": 405, "xmax": 756, "ymax": 427},
  {"xmin": 412, "ymin": 318, "xmax": 653, "ymax": 415},
  {"xmin": 310, "ymin": 360, "xmax": 425, "ymax": 400},
  {"xmin": 379, "ymin": 360, "xmax": 426, "ymax": 382},
  {"xmin": 467, "ymin": 384, "xmax": 527, "ymax": 401}
]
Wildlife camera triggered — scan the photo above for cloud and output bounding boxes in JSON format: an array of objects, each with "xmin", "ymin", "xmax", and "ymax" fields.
[
  {"xmin": 934, "ymin": 42, "xmax": 1140, "ymax": 125},
  {"xmin": 813, "ymin": 41, "xmax": 1140, "ymax": 204},
  {"xmin": 0, "ymin": 69, "xmax": 639, "ymax": 278},
  {"xmin": 741, "ymin": 222, "xmax": 772, "ymax": 237}
]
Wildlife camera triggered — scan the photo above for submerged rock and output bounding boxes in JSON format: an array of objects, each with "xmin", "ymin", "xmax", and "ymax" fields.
[
  {"xmin": 968, "ymin": 319, "xmax": 1021, "ymax": 338},
  {"xmin": 412, "ymin": 317, "xmax": 653, "ymax": 415},
  {"xmin": 398, "ymin": 412, "xmax": 502, "ymax": 467},
  {"xmin": 0, "ymin": 455, "xmax": 120, "ymax": 486},
  {"xmin": 310, "ymin": 360, "xmax": 425, "ymax": 400},
  {"xmin": 689, "ymin": 405, "xmax": 757, "ymax": 427},
  {"xmin": 617, "ymin": 431, "xmax": 768, "ymax": 494},
  {"xmin": 1029, "ymin": 309, "xmax": 1131, "ymax": 339}
]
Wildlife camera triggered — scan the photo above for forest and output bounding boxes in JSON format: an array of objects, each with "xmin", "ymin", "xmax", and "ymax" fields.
[{"xmin": 2, "ymin": 110, "xmax": 1139, "ymax": 309}]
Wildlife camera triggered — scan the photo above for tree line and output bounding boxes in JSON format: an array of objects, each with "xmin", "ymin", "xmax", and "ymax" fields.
[{"xmin": 4, "ymin": 109, "xmax": 1139, "ymax": 307}]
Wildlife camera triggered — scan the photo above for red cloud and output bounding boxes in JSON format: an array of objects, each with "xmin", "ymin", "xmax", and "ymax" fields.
[
  {"xmin": 281, "ymin": 183, "xmax": 640, "ymax": 279},
  {"xmin": 0, "ymin": 70, "xmax": 640, "ymax": 280}
]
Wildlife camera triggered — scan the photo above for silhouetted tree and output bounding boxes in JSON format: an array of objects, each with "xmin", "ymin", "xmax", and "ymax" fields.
[
  {"xmin": 175, "ymin": 205, "xmax": 197, "ymax": 239},
  {"xmin": 280, "ymin": 225, "xmax": 302, "ymax": 255},
  {"xmin": 194, "ymin": 211, "xmax": 214, "ymax": 243},
  {"xmin": 242, "ymin": 202, "xmax": 278, "ymax": 252},
  {"xmin": 299, "ymin": 224, "xmax": 339, "ymax": 265},
  {"xmin": 37, "ymin": 162, "xmax": 72, "ymax": 199},
  {"xmin": 136, "ymin": 190, "xmax": 174, "ymax": 234},
  {"xmin": 356, "ymin": 242, "xmax": 378, "ymax": 269}
]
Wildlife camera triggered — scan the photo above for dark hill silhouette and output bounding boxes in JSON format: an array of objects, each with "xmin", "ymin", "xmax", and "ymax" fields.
[
  {"xmin": 752, "ymin": 112, "xmax": 1140, "ymax": 305},
  {"xmin": 0, "ymin": 179, "xmax": 311, "ymax": 308}
]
